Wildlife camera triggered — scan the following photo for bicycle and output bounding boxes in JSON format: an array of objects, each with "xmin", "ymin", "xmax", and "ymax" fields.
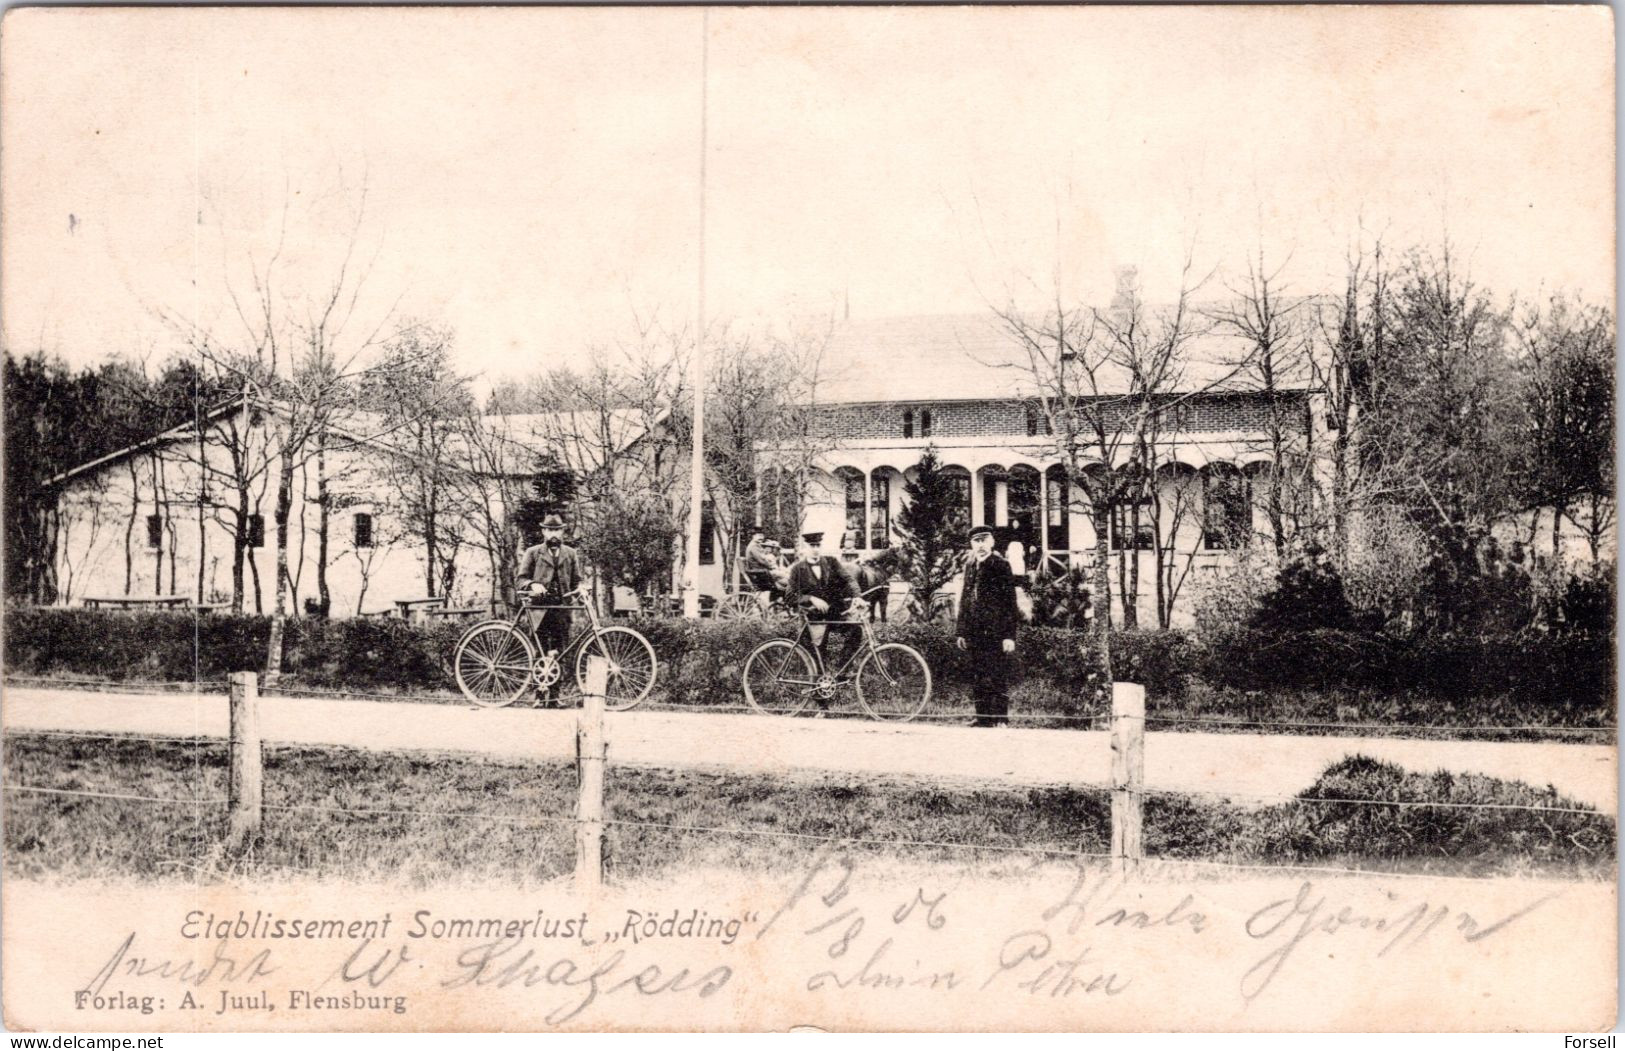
[
  {"xmin": 453, "ymin": 585, "xmax": 658, "ymax": 710},
  {"xmin": 740, "ymin": 586, "xmax": 932, "ymax": 721}
]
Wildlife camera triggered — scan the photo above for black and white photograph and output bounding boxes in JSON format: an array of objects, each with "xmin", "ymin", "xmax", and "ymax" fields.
[{"xmin": 0, "ymin": 4, "xmax": 1616, "ymax": 1033}]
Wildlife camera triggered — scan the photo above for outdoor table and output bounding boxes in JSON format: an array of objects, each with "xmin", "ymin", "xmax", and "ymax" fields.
[
  {"xmin": 80, "ymin": 595, "xmax": 192, "ymax": 611},
  {"xmin": 423, "ymin": 606, "xmax": 484, "ymax": 622},
  {"xmin": 392, "ymin": 596, "xmax": 449, "ymax": 622}
]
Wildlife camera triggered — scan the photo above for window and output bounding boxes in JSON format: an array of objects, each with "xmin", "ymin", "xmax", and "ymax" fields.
[
  {"xmin": 353, "ymin": 512, "xmax": 374, "ymax": 549},
  {"xmin": 944, "ymin": 469, "xmax": 972, "ymax": 533},
  {"xmin": 1203, "ymin": 467, "xmax": 1251, "ymax": 550},
  {"xmin": 982, "ymin": 469, "xmax": 1001, "ymax": 528},
  {"xmin": 1026, "ymin": 404, "xmax": 1040, "ymax": 437},
  {"xmin": 699, "ymin": 500, "xmax": 715, "ymax": 565},
  {"xmin": 869, "ymin": 474, "xmax": 890, "ymax": 549},
  {"xmin": 1110, "ymin": 496, "xmax": 1155, "ymax": 551},
  {"xmin": 920, "ymin": 409, "xmax": 933, "ymax": 438},
  {"xmin": 843, "ymin": 472, "xmax": 866, "ymax": 545},
  {"xmin": 246, "ymin": 514, "xmax": 265, "ymax": 549},
  {"xmin": 902, "ymin": 409, "xmax": 914, "ymax": 439},
  {"xmin": 146, "ymin": 514, "xmax": 163, "ymax": 550},
  {"xmin": 1046, "ymin": 467, "xmax": 1070, "ymax": 552}
]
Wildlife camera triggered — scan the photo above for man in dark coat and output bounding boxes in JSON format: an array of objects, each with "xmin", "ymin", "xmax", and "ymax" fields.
[
  {"xmin": 742, "ymin": 530, "xmax": 783, "ymax": 600},
  {"xmin": 785, "ymin": 530, "xmax": 860, "ymax": 668},
  {"xmin": 516, "ymin": 514, "xmax": 582, "ymax": 701},
  {"xmin": 955, "ymin": 523, "xmax": 1019, "ymax": 727}
]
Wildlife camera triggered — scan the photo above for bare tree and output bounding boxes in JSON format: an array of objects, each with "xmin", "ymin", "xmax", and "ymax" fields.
[
  {"xmin": 702, "ymin": 319, "xmax": 837, "ymax": 591},
  {"xmin": 445, "ymin": 412, "xmax": 532, "ymax": 609},
  {"xmin": 1512, "ymin": 293, "xmax": 1616, "ymax": 561},
  {"xmin": 158, "ymin": 177, "xmax": 420, "ymax": 681},
  {"xmin": 1206, "ymin": 248, "xmax": 1320, "ymax": 556},
  {"xmin": 513, "ymin": 323, "xmax": 692, "ymax": 607},
  {"xmin": 993, "ymin": 258, "xmax": 1241, "ymax": 666},
  {"xmin": 361, "ymin": 323, "xmax": 476, "ymax": 600}
]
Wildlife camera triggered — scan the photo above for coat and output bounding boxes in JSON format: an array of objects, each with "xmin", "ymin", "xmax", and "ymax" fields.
[
  {"xmin": 743, "ymin": 539, "xmax": 780, "ymax": 574},
  {"xmin": 785, "ymin": 556, "xmax": 859, "ymax": 618},
  {"xmin": 956, "ymin": 551, "xmax": 1019, "ymax": 643},
  {"xmin": 517, "ymin": 542, "xmax": 583, "ymax": 596}
]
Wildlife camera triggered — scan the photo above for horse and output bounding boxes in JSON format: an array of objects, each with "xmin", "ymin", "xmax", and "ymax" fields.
[{"xmin": 853, "ymin": 548, "xmax": 904, "ymax": 622}]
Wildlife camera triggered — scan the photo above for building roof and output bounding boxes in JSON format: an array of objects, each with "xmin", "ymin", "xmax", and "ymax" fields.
[
  {"xmin": 49, "ymin": 402, "xmax": 665, "ymax": 488},
  {"xmin": 813, "ymin": 310, "xmax": 1320, "ymax": 405}
]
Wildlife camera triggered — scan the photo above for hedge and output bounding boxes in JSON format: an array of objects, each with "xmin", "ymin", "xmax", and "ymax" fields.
[
  {"xmin": 2, "ymin": 606, "xmax": 465, "ymax": 692},
  {"xmin": 3, "ymin": 606, "xmax": 1610, "ymax": 706},
  {"xmin": 1200, "ymin": 627, "xmax": 1615, "ymax": 705}
]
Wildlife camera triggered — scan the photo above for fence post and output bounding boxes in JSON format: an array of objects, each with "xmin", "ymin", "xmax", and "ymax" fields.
[
  {"xmin": 226, "ymin": 671, "xmax": 263, "ymax": 850},
  {"xmin": 1109, "ymin": 681, "xmax": 1145, "ymax": 879},
  {"xmin": 575, "ymin": 655, "xmax": 609, "ymax": 892}
]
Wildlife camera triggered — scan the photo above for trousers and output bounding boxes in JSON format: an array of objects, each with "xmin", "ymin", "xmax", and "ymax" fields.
[{"xmin": 965, "ymin": 637, "xmax": 1012, "ymax": 725}]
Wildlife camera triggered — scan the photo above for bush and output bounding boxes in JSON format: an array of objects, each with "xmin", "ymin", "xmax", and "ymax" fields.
[
  {"xmin": 2, "ymin": 607, "xmax": 464, "ymax": 692},
  {"xmin": 1249, "ymin": 546, "xmax": 1355, "ymax": 632},
  {"xmin": 1558, "ymin": 564, "xmax": 1615, "ymax": 634},
  {"xmin": 1233, "ymin": 755, "xmax": 1612, "ymax": 876},
  {"xmin": 5, "ymin": 606, "xmax": 1612, "ymax": 709},
  {"xmin": 616, "ymin": 617, "xmax": 780, "ymax": 707},
  {"xmin": 1200, "ymin": 627, "xmax": 1614, "ymax": 705},
  {"xmin": 4, "ymin": 607, "xmax": 270, "ymax": 681}
]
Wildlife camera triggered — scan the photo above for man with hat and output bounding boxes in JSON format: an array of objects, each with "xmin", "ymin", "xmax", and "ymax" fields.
[
  {"xmin": 517, "ymin": 514, "xmax": 582, "ymax": 703},
  {"xmin": 785, "ymin": 530, "xmax": 861, "ymax": 672},
  {"xmin": 742, "ymin": 528, "xmax": 783, "ymax": 604},
  {"xmin": 955, "ymin": 523, "xmax": 1020, "ymax": 727}
]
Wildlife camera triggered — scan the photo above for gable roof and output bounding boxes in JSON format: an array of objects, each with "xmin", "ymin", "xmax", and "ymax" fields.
[
  {"xmin": 48, "ymin": 401, "xmax": 667, "ymax": 488},
  {"xmin": 813, "ymin": 309, "xmax": 1321, "ymax": 405},
  {"xmin": 44, "ymin": 399, "xmax": 252, "ymax": 489}
]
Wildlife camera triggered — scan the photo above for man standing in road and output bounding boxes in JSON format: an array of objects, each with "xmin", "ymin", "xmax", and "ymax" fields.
[
  {"xmin": 955, "ymin": 523, "xmax": 1019, "ymax": 727},
  {"xmin": 517, "ymin": 514, "xmax": 582, "ymax": 704}
]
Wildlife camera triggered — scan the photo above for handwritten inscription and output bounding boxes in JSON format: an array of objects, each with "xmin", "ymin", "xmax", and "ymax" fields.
[
  {"xmin": 59, "ymin": 865, "xmax": 1565, "ymax": 1027},
  {"xmin": 1241, "ymin": 881, "xmax": 1558, "ymax": 1000}
]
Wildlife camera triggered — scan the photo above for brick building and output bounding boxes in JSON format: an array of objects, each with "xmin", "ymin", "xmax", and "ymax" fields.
[{"xmin": 750, "ymin": 308, "xmax": 1321, "ymax": 625}]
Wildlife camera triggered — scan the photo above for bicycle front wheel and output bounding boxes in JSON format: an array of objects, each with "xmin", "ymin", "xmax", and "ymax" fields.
[
  {"xmin": 576, "ymin": 626, "xmax": 658, "ymax": 711},
  {"xmin": 741, "ymin": 639, "xmax": 817, "ymax": 716},
  {"xmin": 454, "ymin": 622, "xmax": 536, "ymax": 707},
  {"xmin": 855, "ymin": 643, "xmax": 932, "ymax": 721}
]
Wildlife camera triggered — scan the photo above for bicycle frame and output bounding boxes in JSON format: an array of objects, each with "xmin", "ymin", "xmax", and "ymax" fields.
[
  {"xmin": 505, "ymin": 589, "xmax": 605, "ymax": 668},
  {"xmin": 766, "ymin": 606, "xmax": 880, "ymax": 687}
]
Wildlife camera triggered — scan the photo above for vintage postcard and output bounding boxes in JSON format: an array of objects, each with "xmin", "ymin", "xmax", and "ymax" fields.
[{"xmin": 0, "ymin": 4, "xmax": 1616, "ymax": 1034}]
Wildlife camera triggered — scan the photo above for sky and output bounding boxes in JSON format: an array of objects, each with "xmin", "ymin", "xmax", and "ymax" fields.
[{"xmin": 1, "ymin": 6, "xmax": 1614, "ymax": 390}]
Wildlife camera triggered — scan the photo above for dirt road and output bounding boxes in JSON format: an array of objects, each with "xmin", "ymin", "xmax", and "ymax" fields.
[{"xmin": 2, "ymin": 685, "xmax": 1615, "ymax": 809}]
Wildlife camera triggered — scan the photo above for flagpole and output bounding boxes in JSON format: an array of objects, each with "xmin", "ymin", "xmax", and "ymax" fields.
[{"xmin": 682, "ymin": 8, "xmax": 709, "ymax": 619}]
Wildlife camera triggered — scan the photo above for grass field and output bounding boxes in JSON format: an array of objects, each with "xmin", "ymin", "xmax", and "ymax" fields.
[{"xmin": 3, "ymin": 734, "xmax": 1613, "ymax": 885}]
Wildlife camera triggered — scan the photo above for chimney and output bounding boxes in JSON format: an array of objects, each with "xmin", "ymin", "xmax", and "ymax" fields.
[{"xmin": 1109, "ymin": 265, "xmax": 1140, "ymax": 323}]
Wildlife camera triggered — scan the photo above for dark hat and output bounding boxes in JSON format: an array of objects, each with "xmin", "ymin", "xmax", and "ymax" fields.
[
  {"xmin": 800, "ymin": 531, "xmax": 824, "ymax": 545},
  {"xmin": 541, "ymin": 514, "xmax": 566, "ymax": 530},
  {"xmin": 968, "ymin": 524, "xmax": 995, "ymax": 541}
]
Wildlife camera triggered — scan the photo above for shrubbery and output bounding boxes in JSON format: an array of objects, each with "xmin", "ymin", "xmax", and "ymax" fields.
[
  {"xmin": 3, "ymin": 605, "xmax": 1613, "ymax": 708},
  {"xmin": 1200, "ymin": 626, "xmax": 1614, "ymax": 704},
  {"xmin": 2, "ymin": 606, "xmax": 464, "ymax": 692}
]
